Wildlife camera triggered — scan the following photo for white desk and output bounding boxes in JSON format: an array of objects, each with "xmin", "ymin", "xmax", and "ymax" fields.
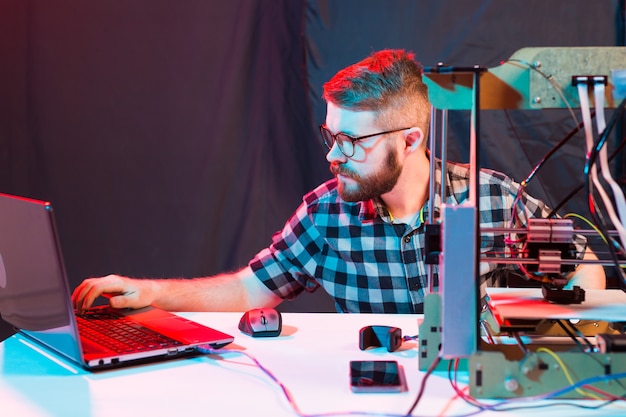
[{"xmin": 1, "ymin": 313, "xmax": 625, "ymax": 417}]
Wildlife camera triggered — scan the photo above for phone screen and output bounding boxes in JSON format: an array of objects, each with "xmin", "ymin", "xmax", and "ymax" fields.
[{"xmin": 349, "ymin": 360, "xmax": 406, "ymax": 393}]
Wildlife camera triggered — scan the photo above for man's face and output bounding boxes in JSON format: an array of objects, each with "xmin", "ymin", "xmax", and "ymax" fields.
[{"xmin": 324, "ymin": 103, "xmax": 403, "ymax": 202}]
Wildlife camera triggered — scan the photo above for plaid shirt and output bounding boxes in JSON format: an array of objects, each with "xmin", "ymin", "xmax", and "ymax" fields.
[{"xmin": 249, "ymin": 159, "xmax": 584, "ymax": 313}]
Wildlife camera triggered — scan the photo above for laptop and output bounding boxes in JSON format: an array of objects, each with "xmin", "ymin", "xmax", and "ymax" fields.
[{"xmin": 0, "ymin": 192, "xmax": 234, "ymax": 370}]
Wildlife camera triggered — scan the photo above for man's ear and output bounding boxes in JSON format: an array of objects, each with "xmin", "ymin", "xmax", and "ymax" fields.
[{"xmin": 404, "ymin": 127, "xmax": 424, "ymax": 154}]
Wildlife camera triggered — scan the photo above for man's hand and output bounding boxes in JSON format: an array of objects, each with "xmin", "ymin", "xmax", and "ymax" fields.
[{"xmin": 71, "ymin": 275, "xmax": 157, "ymax": 313}]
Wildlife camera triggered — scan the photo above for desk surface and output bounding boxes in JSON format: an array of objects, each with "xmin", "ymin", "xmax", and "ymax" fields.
[{"xmin": 1, "ymin": 312, "xmax": 625, "ymax": 417}]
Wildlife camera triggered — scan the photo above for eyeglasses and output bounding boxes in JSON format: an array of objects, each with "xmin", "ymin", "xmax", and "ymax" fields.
[{"xmin": 319, "ymin": 125, "xmax": 412, "ymax": 157}]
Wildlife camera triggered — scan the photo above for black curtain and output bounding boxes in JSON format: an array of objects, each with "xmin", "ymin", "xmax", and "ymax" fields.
[
  {"xmin": 0, "ymin": 1, "xmax": 332, "ymax": 320},
  {"xmin": 1, "ymin": 1, "xmax": 624, "ymax": 330},
  {"xmin": 306, "ymin": 0, "xmax": 624, "ymax": 212}
]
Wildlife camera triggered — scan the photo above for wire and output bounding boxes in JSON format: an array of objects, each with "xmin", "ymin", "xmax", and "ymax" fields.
[
  {"xmin": 535, "ymin": 347, "xmax": 602, "ymax": 399},
  {"xmin": 563, "ymin": 212, "xmax": 608, "ymax": 245},
  {"xmin": 199, "ymin": 346, "xmax": 419, "ymax": 417},
  {"xmin": 548, "ymin": 134, "xmax": 626, "ymax": 217},
  {"xmin": 448, "ymin": 356, "xmax": 626, "ymax": 412},
  {"xmin": 448, "ymin": 359, "xmax": 485, "ymax": 409},
  {"xmin": 593, "ymin": 84, "xmax": 626, "ymax": 247},
  {"xmin": 493, "ymin": 61, "xmax": 602, "ymax": 285},
  {"xmin": 499, "ymin": 59, "xmax": 589, "ymax": 215},
  {"xmin": 500, "ymin": 133, "xmax": 598, "ymax": 284},
  {"xmin": 505, "ymin": 59, "xmax": 580, "ymax": 125},
  {"xmin": 512, "ymin": 113, "xmax": 590, "ymax": 190},
  {"xmin": 199, "ymin": 346, "xmax": 309, "ymax": 415},
  {"xmin": 403, "ymin": 354, "xmax": 442, "ymax": 416},
  {"xmin": 584, "ymin": 96, "xmax": 626, "ymax": 290},
  {"xmin": 579, "ymin": 83, "xmax": 626, "ymax": 254},
  {"xmin": 201, "ymin": 345, "xmax": 626, "ymax": 416}
]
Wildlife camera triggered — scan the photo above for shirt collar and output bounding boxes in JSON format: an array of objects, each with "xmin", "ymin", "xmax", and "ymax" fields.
[{"xmin": 358, "ymin": 157, "xmax": 464, "ymax": 224}]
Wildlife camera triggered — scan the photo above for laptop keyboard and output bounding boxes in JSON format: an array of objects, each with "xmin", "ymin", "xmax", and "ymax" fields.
[{"xmin": 76, "ymin": 311, "xmax": 183, "ymax": 353}]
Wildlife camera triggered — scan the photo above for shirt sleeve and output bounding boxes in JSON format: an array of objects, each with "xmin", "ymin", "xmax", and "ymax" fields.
[{"xmin": 248, "ymin": 199, "xmax": 323, "ymax": 300}]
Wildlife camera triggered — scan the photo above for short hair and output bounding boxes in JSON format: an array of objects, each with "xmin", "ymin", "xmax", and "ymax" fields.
[{"xmin": 322, "ymin": 49, "xmax": 430, "ymax": 132}]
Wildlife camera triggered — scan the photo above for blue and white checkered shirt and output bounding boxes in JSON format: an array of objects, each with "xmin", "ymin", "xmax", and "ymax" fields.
[{"xmin": 249, "ymin": 159, "xmax": 584, "ymax": 313}]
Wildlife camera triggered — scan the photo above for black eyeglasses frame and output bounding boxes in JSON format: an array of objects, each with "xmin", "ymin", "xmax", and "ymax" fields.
[{"xmin": 319, "ymin": 125, "xmax": 412, "ymax": 157}]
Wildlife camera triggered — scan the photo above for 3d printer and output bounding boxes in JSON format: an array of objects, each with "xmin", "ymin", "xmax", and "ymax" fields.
[{"xmin": 418, "ymin": 47, "xmax": 626, "ymax": 399}]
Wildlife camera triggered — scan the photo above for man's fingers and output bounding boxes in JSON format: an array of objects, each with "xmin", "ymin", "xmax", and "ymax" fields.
[{"xmin": 71, "ymin": 276, "xmax": 128, "ymax": 312}]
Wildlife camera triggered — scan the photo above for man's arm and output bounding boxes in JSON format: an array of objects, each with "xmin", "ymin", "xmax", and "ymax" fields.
[
  {"xmin": 71, "ymin": 265, "xmax": 283, "ymax": 313},
  {"xmin": 564, "ymin": 247, "xmax": 606, "ymax": 290}
]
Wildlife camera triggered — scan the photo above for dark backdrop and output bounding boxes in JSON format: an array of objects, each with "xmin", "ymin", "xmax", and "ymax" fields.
[{"xmin": 1, "ymin": 0, "xmax": 624, "ymax": 342}]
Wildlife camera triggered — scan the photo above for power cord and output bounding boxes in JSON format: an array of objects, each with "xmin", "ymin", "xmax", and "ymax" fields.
[
  {"xmin": 199, "ymin": 344, "xmax": 626, "ymax": 416},
  {"xmin": 198, "ymin": 345, "xmax": 414, "ymax": 417}
]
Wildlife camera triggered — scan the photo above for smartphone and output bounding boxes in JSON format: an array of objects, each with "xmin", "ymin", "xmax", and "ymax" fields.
[{"xmin": 349, "ymin": 360, "xmax": 407, "ymax": 393}]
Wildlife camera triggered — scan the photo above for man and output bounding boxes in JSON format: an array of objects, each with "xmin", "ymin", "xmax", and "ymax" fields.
[{"xmin": 72, "ymin": 49, "xmax": 605, "ymax": 314}]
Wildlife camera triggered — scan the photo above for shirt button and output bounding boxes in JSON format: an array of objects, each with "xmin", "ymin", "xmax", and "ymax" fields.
[
  {"xmin": 411, "ymin": 284, "xmax": 420, "ymax": 291},
  {"xmin": 404, "ymin": 236, "xmax": 411, "ymax": 243}
]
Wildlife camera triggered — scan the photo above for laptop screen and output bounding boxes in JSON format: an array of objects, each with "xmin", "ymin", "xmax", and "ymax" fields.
[{"xmin": 0, "ymin": 194, "xmax": 83, "ymax": 364}]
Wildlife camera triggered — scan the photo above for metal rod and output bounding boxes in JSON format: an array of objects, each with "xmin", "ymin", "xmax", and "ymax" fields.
[{"xmin": 479, "ymin": 256, "xmax": 622, "ymax": 266}]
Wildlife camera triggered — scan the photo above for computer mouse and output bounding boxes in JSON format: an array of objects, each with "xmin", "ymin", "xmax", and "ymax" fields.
[{"xmin": 238, "ymin": 308, "xmax": 282, "ymax": 337}]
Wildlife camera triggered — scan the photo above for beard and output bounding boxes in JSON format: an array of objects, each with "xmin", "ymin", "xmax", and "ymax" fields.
[{"xmin": 331, "ymin": 146, "xmax": 403, "ymax": 202}]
